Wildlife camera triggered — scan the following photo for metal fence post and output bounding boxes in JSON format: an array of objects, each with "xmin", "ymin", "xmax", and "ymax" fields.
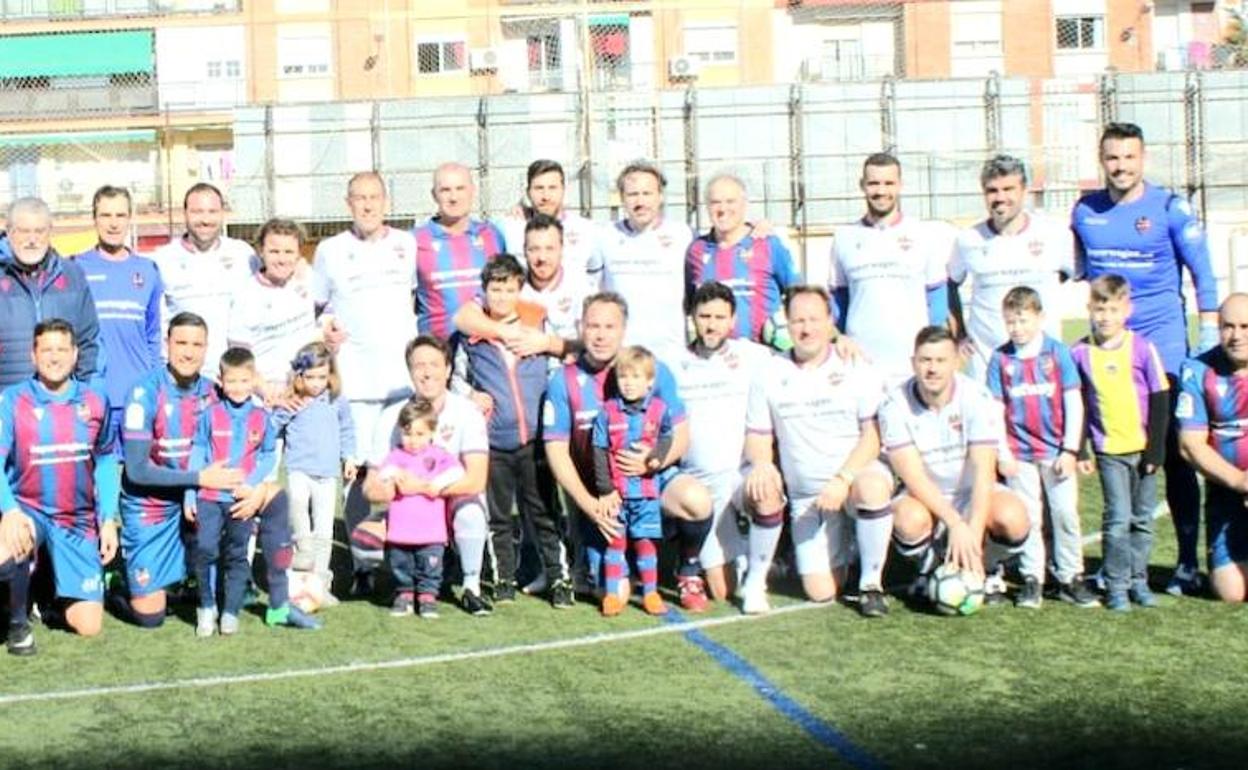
[
  {"xmin": 683, "ymin": 85, "xmax": 699, "ymax": 230},
  {"xmin": 788, "ymin": 83, "xmax": 807, "ymax": 272},
  {"xmin": 1183, "ymin": 70, "xmax": 1207, "ymax": 222},
  {"xmin": 880, "ymin": 75, "xmax": 897, "ymax": 154},
  {"xmin": 263, "ymin": 104, "xmax": 275, "ymax": 220},
  {"xmin": 985, "ymin": 71, "xmax": 1002, "ymax": 153},
  {"xmin": 476, "ymin": 97, "xmax": 490, "ymax": 217},
  {"xmin": 1097, "ymin": 70, "xmax": 1118, "ymax": 126},
  {"xmin": 370, "ymin": 100, "xmax": 381, "ymax": 173}
]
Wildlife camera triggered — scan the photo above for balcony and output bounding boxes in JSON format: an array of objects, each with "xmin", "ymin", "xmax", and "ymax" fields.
[
  {"xmin": 0, "ymin": 0, "xmax": 240, "ymax": 21},
  {"xmin": 0, "ymin": 76, "xmax": 158, "ymax": 119}
]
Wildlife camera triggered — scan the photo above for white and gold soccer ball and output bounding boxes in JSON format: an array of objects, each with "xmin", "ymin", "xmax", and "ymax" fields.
[
  {"xmin": 288, "ymin": 570, "xmax": 327, "ymax": 614},
  {"xmin": 926, "ymin": 563, "xmax": 986, "ymax": 616}
]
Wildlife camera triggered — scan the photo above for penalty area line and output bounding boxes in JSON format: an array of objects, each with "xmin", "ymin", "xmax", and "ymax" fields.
[{"xmin": 0, "ymin": 601, "xmax": 823, "ymax": 707}]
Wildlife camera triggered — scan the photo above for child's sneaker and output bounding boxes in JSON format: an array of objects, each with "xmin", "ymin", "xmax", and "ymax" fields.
[
  {"xmin": 195, "ymin": 607, "xmax": 217, "ymax": 638},
  {"xmin": 266, "ymin": 604, "xmax": 323, "ymax": 630},
  {"xmin": 677, "ymin": 575, "xmax": 709, "ymax": 613},
  {"xmin": 642, "ymin": 591, "xmax": 668, "ymax": 616},
  {"xmin": 7, "ymin": 622, "xmax": 36, "ymax": 657},
  {"xmin": 390, "ymin": 593, "xmax": 415, "ymax": 617},
  {"xmin": 493, "ymin": 580, "xmax": 517, "ymax": 604},
  {"xmin": 1057, "ymin": 575, "xmax": 1100, "ymax": 608},
  {"xmin": 1130, "ymin": 581, "xmax": 1159, "ymax": 608},
  {"xmin": 219, "ymin": 612, "xmax": 240, "ymax": 636},
  {"xmin": 601, "ymin": 593, "xmax": 625, "ymax": 617},
  {"xmin": 417, "ymin": 594, "xmax": 439, "ymax": 619},
  {"xmin": 1105, "ymin": 591, "xmax": 1131, "ymax": 612}
]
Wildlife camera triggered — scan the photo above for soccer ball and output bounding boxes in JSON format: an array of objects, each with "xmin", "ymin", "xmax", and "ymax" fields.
[
  {"xmin": 288, "ymin": 570, "xmax": 327, "ymax": 614},
  {"xmin": 926, "ymin": 563, "xmax": 985, "ymax": 616},
  {"xmin": 760, "ymin": 308, "xmax": 793, "ymax": 352}
]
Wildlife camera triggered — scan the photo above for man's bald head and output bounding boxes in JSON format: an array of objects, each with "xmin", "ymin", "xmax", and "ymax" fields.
[
  {"xmin": 1219, "ymin": 293, "xmax": 1248, "ymax": 368},
  {"xmin": 1220, "ymin": 293, "xmax": 1248, "ymax": 322},
  {"xmin": 431, "ymin": 162, "xmax": 476, "ymax": 222}
]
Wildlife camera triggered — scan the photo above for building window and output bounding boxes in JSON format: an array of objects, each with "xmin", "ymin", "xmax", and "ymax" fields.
[
  {"xmin": 416, "ymin": 40, "xmax": 466, "ymax": 74},
  {"xmin": 683, "ymin": 23, "xmax": 737, "ymax": 64},
  {"xmin": 205, "ymin": 59, "xmax": 241, "ymax": 79},
  {"xmin": 206, "ymin": 60, "xmax": 221, "ymax": 78},
  {"xmin": 527, "ymin": 32, "xmax": 562, "ymax": 89},
  {"xmin": 1056, "ymin": 15, "xmax": 1105, "ymax": 50},
  {"xmin": 277, "ymin": 31, "xmax": 332, "ymax": 78}
]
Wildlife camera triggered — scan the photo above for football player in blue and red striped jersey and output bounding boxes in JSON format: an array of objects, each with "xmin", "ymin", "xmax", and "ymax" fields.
[
  {"xmin": 413, "ymin": 163, "xmax": 507, "ymax": 340},
  {"xmin": 0, "ymin": 318, "xmax": 117, "ymax": 654},
  {"xmin": 112, "ymin": 312, "xmax": 242, "ymax": 628},
  {"xmin": 685, "ymin": 174, "xmax": 801, "ymax": 349},
  {"xmin": 1176, "ymin": 294, "xmax": 1248, "ymax": 603}
]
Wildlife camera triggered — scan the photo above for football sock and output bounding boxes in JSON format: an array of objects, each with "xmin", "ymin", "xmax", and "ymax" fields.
[
  {"xmin": 675, "ymin": 517, "xmax": 712, "ymax": 577},
  {"xmin": 2, "ymin": 559, "xmax": 31, "ymax": 627},
  {"xmin": 455, "ymin": 506, "xmax": 488, "ymax": 595},
  {"xmin": 854, "ymin": 506, "xmax": 894, "ymax": 592},
  {"xmin": 106, "ymin": 592, "xmax": 165, "ymax": 628},
  {"xmin": 744, "ymin": 509, "xmax": 784, "ymax": 593},
  {"xmin": 604, "ymin": 535, "xmax": 628, "ymax": 597},
  {"xmin": 635, "ymin": 538, "xmax": 659, "ymax": 595}
]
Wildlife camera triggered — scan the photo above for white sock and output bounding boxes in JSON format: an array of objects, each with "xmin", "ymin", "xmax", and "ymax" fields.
[
  {"xmin": 744, "ymin": 517, "xmax": 783, "ymax": 593},
  {"xmin": 855, "ymin": 509, "xmax": 894, "ymax": 591},
  {"xmin": 454, "ymin": 504, "xmax": 488, "ymax": 595}
]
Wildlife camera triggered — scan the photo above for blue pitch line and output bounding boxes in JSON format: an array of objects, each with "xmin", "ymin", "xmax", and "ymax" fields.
[{"xmin": 665, "ymin": 610, "xmax": 886, "ymax": 770}]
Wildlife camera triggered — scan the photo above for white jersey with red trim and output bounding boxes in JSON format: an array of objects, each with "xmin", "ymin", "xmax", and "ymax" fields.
[
  {"xmin": 520, "ymin": 269, "xmax": 588, "ymax": 345},
  {"xmin": 674, "ymin": 338, "xmax": 773, "ymax": 480},
  {"xmin": 149, "ymin": 234, "xmax": 256, "ymax": 375},
  {"xmin": 226, "ymin": 272, "xmax": 321, "ymax": 385},
  {"xmin": 600, "ymin": 218, "xmax": 694, "ymax": 365},
  {"xmin": 311, "ymin": 227, "xmax": 418, "ymax": 402},
  {"xmin": 878, "ymin": 373, "xmax": 1002, "ymax": 502},
  {"xmin": 369, "ymin": 390, "xmax": 489, "ymax": 468},
  {"xmin": 502, "ymin": 210, "xmax": 604, "ymax": 293},
  {"xmin": 746, "ymin": 346, "xmax": 884, "ymax": 498},
  {"xmin": 829, "ymin": 216, "xmax": 955, "ymax": 382},
  {"xmin": 949, "ymin": 212, "xmax": 1075, "ymax": 378}
]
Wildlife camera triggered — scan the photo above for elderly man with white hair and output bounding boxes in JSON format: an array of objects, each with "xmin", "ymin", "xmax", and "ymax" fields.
[{"xmin": 0, "ymin": 196, "xmax": 102, "ymax": 387}]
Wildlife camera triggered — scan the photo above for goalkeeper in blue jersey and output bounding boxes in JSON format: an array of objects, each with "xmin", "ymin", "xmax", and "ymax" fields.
[{"xmin": 1072, "ymin": 122, "xmax": 1219, "ymax": 596}]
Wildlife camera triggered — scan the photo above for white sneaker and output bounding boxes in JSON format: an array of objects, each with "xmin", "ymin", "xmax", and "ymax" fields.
[
  {"xmin": 219, "ymin": 612, "xmax": 240, "ymax": 636},
  {"xmin": 195, "ymin": 607, "xmax": 217, "ymax": 638},
  {"xmin": 741, "ymin": 587, "xmax": 771, "ymax": 615}
]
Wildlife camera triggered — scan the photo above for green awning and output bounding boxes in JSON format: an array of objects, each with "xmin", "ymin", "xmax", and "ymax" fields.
[
  {"xmin": 0, "ymin": 30, "xmax": 153, "ymax": 78},
  {"xmin": 0, "ymin": 129, "xmax": 156, "ymax": 148},
  {"xmin": 589, "ymin": 14, "xmax": 630, "ymax": 27}
]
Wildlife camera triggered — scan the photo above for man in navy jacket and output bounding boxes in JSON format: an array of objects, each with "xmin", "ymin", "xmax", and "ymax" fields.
[{"xmin": 0, "ymin": 197, "xmax": 102, "ymax": 387}]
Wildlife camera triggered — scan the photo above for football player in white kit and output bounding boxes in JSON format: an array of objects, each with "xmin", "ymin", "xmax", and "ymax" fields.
[
  {"xmin": 674, "ymin": 281, "xmax": 773, "ymax": 602},
  {"xmin": 743, "ymin": 286, "xmax": 895, "ymax": 616},
  {"xmin": 949, "ymin": 155, "xmax": 1075, "ymax": 382},
  {"xmin": 598, "ymin": 161, "xmax": 694, "ymax": 365},
  {"xmin": 880, "ymin": 326, "xmax": 1030, "ymax": 602},
  {"xmin": 149, "ymin": 183, "xmax": 256, "ymax": 377},
  {"xmin": 829, "ymin": 153, "xmax": 956, "ymax": 385},
  {"xmin": 310, "ymin": 171, "xmax": 419, "ymax": 594},
  {"xmin": 500, "ymin": 159, "xmax": 602, "ymax": 292}
]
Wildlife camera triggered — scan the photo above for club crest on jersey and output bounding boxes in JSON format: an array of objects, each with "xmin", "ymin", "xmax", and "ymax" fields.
[
  {"xmin": 558, "ymin": 296, "xmax": 572, "ymax": 314},
  {"xmin": 827, "ymin": 370, "xmax": 843, "ymax": 387},
  {"xmin": 247, "ymin": 429, "xmax": 261, "ymax": 444},
  {"xmin": 134, "ymin": 568, "xmax": 150, "ymax": 588},
  {"xmin": 658, "ymin": 234, "xmax": 673, "ymax": 249},
  {"xmin": 643, "ymin": 419, "xmax": 657, "ymax": 435},
  {"xmin": 439, "ymin": 423, "xmax": 454, "ymax": 443},
  {"xmin": 1041, "ymin": 357, "xmax": 1055, "ymax": 376},
  {"xmin": 131, "ymin": 271, "xmax": 145, "ymax": 288},
  {"xmin": 1028, "ymin": 239, "xmax": 1044, "ymax": 258},
  {"xmin": 472, "ymin": 235, "xmax": 484, "ymax": 250},
  {"xmin": 393, "ymin": 245, "xmax": 406, "ymax": 260},
  {"xmin": 52, "ymin": 275, "xmax": 67, "ymax": 291},
  {"xmin": 1134, "ymin": 217, "xmax": 1152, "ymax": 234},
  {"xmin": 948, "ymin": 412, "xmax": 962, "ymax": 433},
  {"xmin": 76, "ymin": 402, "xmax": 92, "ymax": 423},
  {"xmin": 200, "ymin": 396, "xmax": 214, "ymax": 411},
  {"xmin": 163, "ymin": 403, "xmax": 175, "ymax": 418},
  {"xmin": 31, "ymin": 407, "xmax": 44, "ymax": 421},
  {"xmin": 1215, "ymin": 380, "xmax": 1228, "ymax": 399},
  {"xmin": 738, "ymin": 246, "xmax": 752, "ymax": 263},
  {"xmin": 566, "ymin": 230, "xmax": 579, "ymax": 246},
  {"xmin": 1105, "ymin": 361, "xmax": 1119, "ymax": 376},
  {"xmin": 896, "ymin": 235, "xmax": 913, "ymax": 252}
]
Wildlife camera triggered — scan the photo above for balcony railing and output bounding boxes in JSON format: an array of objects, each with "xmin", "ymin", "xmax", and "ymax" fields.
[
  {"xmin": 0, "ymin": 78, "xmax": 158, "ymax": 118},
  {"xmin": 0, "ymin": 0, "xmax": 240, "ymax": 21}
]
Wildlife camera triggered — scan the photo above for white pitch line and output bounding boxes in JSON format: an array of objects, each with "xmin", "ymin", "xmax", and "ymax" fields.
[{"xmin": 0, "ymin": 602, "xmax": 823, "ymax": 708}]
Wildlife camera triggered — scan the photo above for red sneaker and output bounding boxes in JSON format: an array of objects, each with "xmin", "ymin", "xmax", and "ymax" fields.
[{"xmin": 677, "ymin": 575, "xmax": 709, "ymax": 613}]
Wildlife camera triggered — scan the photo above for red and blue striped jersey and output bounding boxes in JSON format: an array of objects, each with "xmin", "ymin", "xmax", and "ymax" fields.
[
  {"xmin": 985, "ymin": 335, "xmax": 1081, "ymax": 463},
  {"xmin": 593, "ymin": 395, "xmax": 672, "ymax": 499},
  {"xmin": 190, "ymin": 397, "xmax": 277, "ymax": 504},
  {"xmin": 0, "ymin": 377, "xmax": 112, "ymax": 536},
  {"xmin": 120, "ymin": 366, "xmax": 217, "ymax": 522},
  {"xmin": 1176, "ymin": 348, "xmax": 1248, "ymax": 471},
  {"xmin": 542, "ymin": 355, "xmax": 686, "ymax": 489},
  {"xmin": 685, "ymin": 232, "xmax": 801, "ymax": 342},
  {"xmin": 413, "ymin": 217, "xmax": 506, "ymax": 339}
]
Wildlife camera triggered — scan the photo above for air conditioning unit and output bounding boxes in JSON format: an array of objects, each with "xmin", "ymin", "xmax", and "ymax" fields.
[
  {"xmin": 470, "ymin": 48, "xmax": 501, "ymax": 72},
  {"xmin": 668, "ymin": 55, "xmax": 701, "ymax": 80}
]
